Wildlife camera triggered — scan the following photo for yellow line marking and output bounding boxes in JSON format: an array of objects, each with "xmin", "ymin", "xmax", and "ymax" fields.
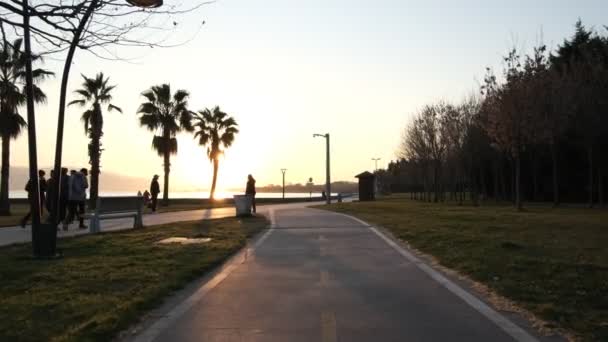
[
  {"xmin": 321, "ymin": 311, "xmax": 337, "ymax": 342},
  {"xmin": 320, "ymin": 270, "xmax": 330, "ymax": 286}
]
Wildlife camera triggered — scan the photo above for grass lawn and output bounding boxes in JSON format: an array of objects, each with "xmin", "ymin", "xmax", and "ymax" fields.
[
  {"xmin": 0, "ymin": 215, "xmax": 269, "ymax": 342},
  {"xmin": 319, "ymin": 196, "xmax": 608, "ymax": 342}
]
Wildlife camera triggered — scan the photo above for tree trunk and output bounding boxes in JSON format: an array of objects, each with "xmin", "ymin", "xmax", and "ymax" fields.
[
  {"xmin": 499, "ymin": 158, "xmax": 506, "ymax": 202},
  {"xmin": 532, "ymin": 153, "xmax": 539, "ymax": 202},
  {"xmin": 516, "ymin": 154, "xmax": 522, "ymax": 211},
  {"xmin": 587, "ymin": 146, "xmax": 593, "ymax": 208},
  {"xmin": 433, "ymin": 161, "xmax": 439, "ymax": 203},
  {"xmin": 471, "ymin": 167, "xmax": 479, "ymax": 206},
  {"xmin": 163, "ymin": 150, "xmax": 170, "ymax": 206},
  {"xmin": 510, "ymin": 158, "xmax": 515, "ymax": 204},
  {"xmin": 599, "ymin": 166, "xmax": 604, "ymax": 208},
  {"xmin": 493, "ymin": 156, "xmax": 499, "ymax": 203},
  {"xmin": 0, "ymin": 137, "xmax": 10, "ymax": 215},
  {"xmin": 550, "ymin": 143, "xmax": 559, "ymax": 207},
  {"xmin": 458, "ymin": 175, "xmax": 464, "ymax": 205},
  {"xmin": 480, "ymin": 164, "xmax": 487, "ymax": 205},
  {"xmin": 451, "ymin": 172, "xmax": 456, "ymax": 202},
  {"xmin": 88, "ymin": 134, "xmax": 101, "ymax": 210},
  {"xmin": 210, "ymin": 158, "xmax": 219, "ymax": 199}
]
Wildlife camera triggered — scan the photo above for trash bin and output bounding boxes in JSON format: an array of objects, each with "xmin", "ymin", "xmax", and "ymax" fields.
[{"xmin": 233, "ymin": 195, "xmax": 252, "ymax": 217}]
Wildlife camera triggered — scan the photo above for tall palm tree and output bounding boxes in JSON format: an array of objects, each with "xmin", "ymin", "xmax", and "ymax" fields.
[
  {"xmin": 0, "ymin": 38, "xmax": 52, "ymax": 215},
  {"xmin": 68, "ymin": 73, "xmax": 122, "ymax": 209},
  {"xmin": 193, "ymin": 106, "xmax": 239, "ymax": 199},
  {"xmin": 137, "ymin": 84, "xmax": 193, "ymax": 206}
]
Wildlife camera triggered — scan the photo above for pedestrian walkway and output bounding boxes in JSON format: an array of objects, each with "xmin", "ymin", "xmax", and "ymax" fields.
[
  {"xmin": 131, "ymin": 207, "xmax": 554, "ymax": 342},
  {"xmin": 0, "ymin": 202, "xmax": 321, "ymax": 247}
]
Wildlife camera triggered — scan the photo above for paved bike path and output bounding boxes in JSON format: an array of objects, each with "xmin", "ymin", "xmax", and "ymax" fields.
[{"xmin": 136, "ymin": 207, "xmax": 554, "ymax": 342}]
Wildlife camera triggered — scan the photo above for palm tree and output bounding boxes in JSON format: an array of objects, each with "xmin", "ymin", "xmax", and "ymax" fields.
[
  {"xmin": 68, "ymin": 73, "xmax": 122, "ymax": 209},
  {"xmin": 192, "ymin": 106, "xmax": 239, "ymax": 199},
  {"xmin": 137, "ymin": 84, "xmax": 193, "ymax": 206},
  {"xmin": 0, "ymin": 38, "xmax": 52, "ymax": 215}
]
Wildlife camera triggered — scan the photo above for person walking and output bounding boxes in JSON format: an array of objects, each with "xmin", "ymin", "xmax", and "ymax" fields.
[
  {"xmin": 66, "ymin": 168, "xmax": 88, "ymax": 229},
  {"xmin": 246, "ymin": 174, "xmax": 257, "ymax": 214},
  {"xmin": 150, "ymin": 175, "xmax": 160, "ymax": 212},
  {"xmin": 59, "ymin": 168, "xmax": 70, "ymax": 230},
  {"xmin": 45, "ymin": 170, "xmax": 55, "ymax": 214},
  {"xmin": 20, "ymin": 170, "xmax": 47, "ymax": 228}
]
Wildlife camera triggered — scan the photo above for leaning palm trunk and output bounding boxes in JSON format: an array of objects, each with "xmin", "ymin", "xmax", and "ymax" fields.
[
  {"xmin": 0, "ymin": 137, "xmax": 10, "ymax": 215},
  {"xmin": 210, "ymin": 158, "xmax": 219, "ymax": 199}
]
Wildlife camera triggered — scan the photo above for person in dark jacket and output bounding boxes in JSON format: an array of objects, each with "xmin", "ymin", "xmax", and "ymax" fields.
[
  {"xmin": 150, "ymin": 175, "xmax": 160, "ymax": 212},
  {"xmin": 45, "ymin": 170, "xmax": 55, "ymax": 214},
  {"xmin": 20, "ymin": 170, "xmax": 47, "ymax": 228},
  {"xmin": 59, "ymin": 168, "xmax": 70, "ymax": 230},
  {"xmin": 245, "ymin": 174, "xmax": 256, "ymax": 214},
  {"xmin": 65, "ymin": 168, "xmax": 88, "ymax": 229}
]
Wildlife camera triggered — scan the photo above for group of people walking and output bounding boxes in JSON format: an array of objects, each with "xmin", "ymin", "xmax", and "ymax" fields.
[
  {"xmin": 21, "ymin": 167, "xmax": 89, "ymax": 230},
  {"xmin": 21, "ymin": 171, "xmax": 258, "ymax": 228}
]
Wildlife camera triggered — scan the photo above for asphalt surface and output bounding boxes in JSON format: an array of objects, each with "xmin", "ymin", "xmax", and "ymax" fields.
[{"xmin": 140, "ymin": 207, "xmax": 543, "ymax": 342}]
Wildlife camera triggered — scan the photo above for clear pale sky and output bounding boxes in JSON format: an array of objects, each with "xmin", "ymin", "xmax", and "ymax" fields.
[{"xmin": 9, "ymin": 0, "xmax": 608, "ymax": 192}]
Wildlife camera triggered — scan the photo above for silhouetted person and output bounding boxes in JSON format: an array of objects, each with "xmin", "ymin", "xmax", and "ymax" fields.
[
  {"xmin": 59, "ymin": 168, "xmax": 70, "ymax": 230},
  {"xmin": 321, "ymin": 191, "xmax": 326, "ymax": 200},
  {"xmin": 66, "ymin": 168, "xmax": 88, "ymax": 229},
  {"xmin": 143, "ymin": 190, "xmax": 151, "ymax": 208},
  {"xmin": 21, "ymin": 170, "xmax": 47, "ymax": 228},
  {"xmin": 150, "ymin": 175, "xmax": 160, "ymax": 212},
  {"xmin": 246, "ymin": 174, "xmax": 256, "ymax": 214},
  {"xmin": 45, "ymin": 170, "xmax": 55, "ymax": 213}
]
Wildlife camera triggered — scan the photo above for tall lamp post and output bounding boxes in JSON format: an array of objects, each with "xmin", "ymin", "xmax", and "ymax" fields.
[
  {"xmin": 313, "ymin": 133, "xmax": 330, "ymax": 204},
  {"xmin": 372, "ymin": 157, "xmax": 381, "ymax": 171},
  {"xmin": 280, "ymin": 168, "xmax": 287, "ymax": 200}
]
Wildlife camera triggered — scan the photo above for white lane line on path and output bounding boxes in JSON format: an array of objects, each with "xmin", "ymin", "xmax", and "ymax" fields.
[
  {"xmin": 131, "ymin": 210, "xmax": 277, "ymax": 342},
  {"xmin": 321, "ymin": 311, "xmax": 337, "ymax": 342},
  {"xmin": 334, "ymin": 212, "xmax": 539, "ymax": 342}
]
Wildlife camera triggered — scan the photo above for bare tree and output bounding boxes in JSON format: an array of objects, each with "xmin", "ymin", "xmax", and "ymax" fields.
[
  {"xmin": 0, "ymin": 0, "xmax": 211, "ymax": 256},
  {"xmin": 480, "ymin": 50, "xmax": 540, "ymax": 210}
]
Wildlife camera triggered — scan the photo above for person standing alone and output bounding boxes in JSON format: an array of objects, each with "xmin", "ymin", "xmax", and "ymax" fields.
[
  {"xmin": 150, "ymin": 175, "xmax": 160, "ymax": 212},
  {"xmin": 246, "ymin": 174, "xmax": 256, "ymax": 214}
]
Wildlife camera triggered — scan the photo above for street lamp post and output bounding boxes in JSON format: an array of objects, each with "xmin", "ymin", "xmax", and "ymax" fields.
[
  {"xmin": 313, "ymin": 133, "xmax": 331, "ymax": 204},
  {"xmin": 372, "ymin": 157, "xmax": 381, "ymax": 171},
  {"xmin": 281, "ymin": 168, "xmax": 287, "ymax": 200}
]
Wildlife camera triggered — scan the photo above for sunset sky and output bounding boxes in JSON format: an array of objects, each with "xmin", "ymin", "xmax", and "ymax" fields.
[{"xmin": 9, "ymin": 0, "xmax": 608, "ymax": 193}]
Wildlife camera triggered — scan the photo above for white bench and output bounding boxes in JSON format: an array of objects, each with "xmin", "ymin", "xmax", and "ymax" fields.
[{"xmin": 87, "ymin": 194, "xmax": 144, "ymax": 233}]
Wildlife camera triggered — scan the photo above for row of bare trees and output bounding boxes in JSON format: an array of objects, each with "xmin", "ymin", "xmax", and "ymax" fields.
[{"xmin": 390, "ymin": 21, "xmax": 608, "ymax": 209}]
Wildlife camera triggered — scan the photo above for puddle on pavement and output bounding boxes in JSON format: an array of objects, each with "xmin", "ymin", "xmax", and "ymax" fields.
[{"xmin": 156, "ymin": 237, "xmax": 212, "ymax": 245}]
